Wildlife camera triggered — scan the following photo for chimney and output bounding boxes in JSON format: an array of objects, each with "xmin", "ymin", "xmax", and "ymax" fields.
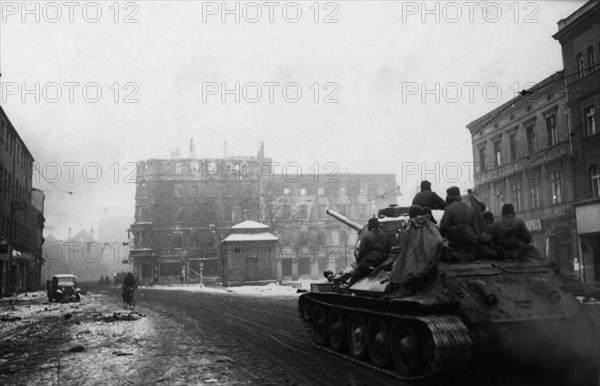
[
  {"xmin": 68, "ymin": 227, "xmax": 72, "ymax": 240},
  {"xmin": 259, "ymin": 142, "xmax": 265, "ymax": 159},
  {"xmin": 189, "ymin": 138, "xmax": 196, "ymax": 159},
  {"xmin": 90, "ymin": 223, "xmax": 94, "ymax": 241},
  {"xmin": 224, "ymin": 141, "xmax": 228, "ymax": 158}
]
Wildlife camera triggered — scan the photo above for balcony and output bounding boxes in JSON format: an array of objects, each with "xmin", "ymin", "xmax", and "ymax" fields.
[
  {"xmin": 130, "ymin": 222, "xmax": 153, "ymax": 232},
  {"xmin": 130, "ymin": 248, "xmax": 154, "ymax": 259}
]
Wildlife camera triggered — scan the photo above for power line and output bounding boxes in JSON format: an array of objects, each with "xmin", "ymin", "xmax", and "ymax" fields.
[
  {"xmin": 529, "ymin": 110, "xmax": 600, "ymax": 164},
  {"xmin": 32, "ymin": 163, "xmax": 74, "ymax": 195},
  {"xmin": 470, "ymin": 64, "xmax": 600, "ymax": 138}
]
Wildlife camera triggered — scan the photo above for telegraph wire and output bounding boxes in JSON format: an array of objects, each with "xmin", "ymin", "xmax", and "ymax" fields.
[
  {"xmin": 32, "ymin": 162, "xmax": 74, "ymax": 195},
  {"xmin": 470, "ymin": 63, "xmax": 600, "ymax": 138},
  {"xmin": 528, "ymin": 110, "xmax": 600, "ymax": 164}
]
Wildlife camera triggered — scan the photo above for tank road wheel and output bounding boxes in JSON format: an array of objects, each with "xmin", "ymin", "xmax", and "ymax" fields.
[
  {"xmin": 367, "ymin": 317, "xmax": 390, "ymax": 368},
  {"xmin": 327, "ymin": 309, "xmax": 345, "ymax": 352},
  {"xmin": 347, "ymin": 313, "xmax": 368, "ymax": 360},
  {"xmin": 422, "ymin": 332, "xmax": 436, "ymax": 372},
  {"xmin": 311, "ymin": 305, "xmax": 328, "ymax": 346},
  {"xmin": 301, "ymin": 302, "xmax": 312, "ymax": 324},
  {"xmin": 390, "ymin": 321, "xmax": 423, "ymax": 377}
]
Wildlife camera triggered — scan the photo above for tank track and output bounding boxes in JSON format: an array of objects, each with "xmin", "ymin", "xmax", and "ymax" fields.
[{"xmin": 299, "ymin": 295, "xmax": 472, "ymax": 381}]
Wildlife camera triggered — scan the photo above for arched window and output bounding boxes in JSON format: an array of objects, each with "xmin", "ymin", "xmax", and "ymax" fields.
[
  {"xmin": 175, "ymin": 162, "xmax": 183, "ymax": 175},
  {"xmin": 577, "ymin": 53, "xmax": 586, "ymax": 78},
  {"xmin": 591, "ymin": 165, "xmax": 600, "ymax": 198},
  {"xmin": 174, "ymin": 207, "xmax": 184, "ymax": 223},
  {"xmin": 138, "ymin": 179, "xmax": 147, "ymax": 197},
  {"xmin": 588, "ymin": 47, "xmax": 597, "ymax": 73}
]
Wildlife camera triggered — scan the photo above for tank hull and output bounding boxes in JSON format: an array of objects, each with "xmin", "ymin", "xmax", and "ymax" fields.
[{"xmin": 299, "ymin": 261, "xmax": 600, "ymax": 381}]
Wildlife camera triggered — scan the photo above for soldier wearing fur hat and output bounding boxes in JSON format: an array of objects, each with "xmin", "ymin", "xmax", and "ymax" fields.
[
  {"xmin": 440, "ymin": 186, "xmax": 480, "ymax": 260},
  {"xmin": 349, "ymin": 217, "xmax": 391, "ymax": 284},
  {"xmin": 492, "ymin": 204, "xmax": 540, "ymax": 260},
  {"xmin": 412, "ymin": 180, "xmax": 446, "ymax": 210}
]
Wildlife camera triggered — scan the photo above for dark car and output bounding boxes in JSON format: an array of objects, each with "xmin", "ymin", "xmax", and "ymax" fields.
[{"xmin": 47, "ymin": 274, "xmax": 81, "ymax": 302}]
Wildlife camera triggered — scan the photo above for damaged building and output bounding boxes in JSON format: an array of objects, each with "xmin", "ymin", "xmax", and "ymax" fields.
[{"xmin": 129, "ymin": 142, "xmax": 398, "ymax": 285}]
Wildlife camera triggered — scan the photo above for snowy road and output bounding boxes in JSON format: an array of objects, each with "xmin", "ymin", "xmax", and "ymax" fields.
[
  {"xmin": 2, "ymin": 286, "xmax": 596, "ymax": 385},
  {"xmin": 136, "ymin": 286, "xmax": 588, "ymax": 386}
]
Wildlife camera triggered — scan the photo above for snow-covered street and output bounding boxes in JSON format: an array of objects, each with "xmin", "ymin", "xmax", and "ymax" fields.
[{"xmin": 0, "ymin": 290, "xmax": 239, "ymax": 385}]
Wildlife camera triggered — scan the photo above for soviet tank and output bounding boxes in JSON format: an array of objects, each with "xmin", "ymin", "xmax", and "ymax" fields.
[{"xmin": 298, "ymin": 206, "xmax": 600, "ymax": 383}]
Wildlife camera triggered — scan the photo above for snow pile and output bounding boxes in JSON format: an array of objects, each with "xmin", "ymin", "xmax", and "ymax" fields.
[
  {"xmin": 226, "ymin": 282, "xmax": 301, "ymax": 297},
  {"xmin": 144, "ymin": 282, "xmax": 305, "ymax": 297}
]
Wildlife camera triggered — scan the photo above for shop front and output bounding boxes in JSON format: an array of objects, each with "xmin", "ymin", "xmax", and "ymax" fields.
[{"xmin": 575, "ymin": 199, "xmax": 600, "ymax": 284}]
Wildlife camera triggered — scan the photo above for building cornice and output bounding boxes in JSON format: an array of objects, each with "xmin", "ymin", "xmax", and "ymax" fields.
[{"xmin": 553, "ymin": 1, "xmax": 600, "ymax": 43}]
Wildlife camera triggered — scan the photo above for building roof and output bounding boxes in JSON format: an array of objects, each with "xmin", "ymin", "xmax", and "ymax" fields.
[
  {"xmin": 231, "ymin": 220, "xmax": 269, "ymax": 230},
  {"xmin": 553, "ymin": 1, "xmax": 600, "ymax": 42},
  {"xmin": 53, "ymin": 274, "xmax": 77, "ymax": 279},
  {"xmin": 222, "ymin": 233, "xmax": 279, "ymax": 242},
  {"xmin": 0, "ymin": 106, "xmax": 34, "ymax": 160},
  {"xmin": 69, "ymin": 230, "xmax": 93, "ymax": 242}
]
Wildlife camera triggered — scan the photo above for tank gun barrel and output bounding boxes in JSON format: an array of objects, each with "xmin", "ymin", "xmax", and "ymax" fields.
[{"xmin": 326, "ymin": 209, "xmax": 363, "ymax": 232}]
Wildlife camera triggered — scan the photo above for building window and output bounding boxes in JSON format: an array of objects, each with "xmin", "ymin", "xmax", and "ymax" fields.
[
  {"xmin": 359, "ymin": 203, "xmax": 369, "ymax": 218},
  {"xmin": 493, "ymin": 140, "xmax": 501, "ymax": 168},
  {"xmin": 339, "ymin": 230, "xmax": 348, "ymax": 246},
  {"xmin": 585, "ymin": 106, "xmax": 597, "ymax": 136},
  {"xmin": 175, "ymin": 208, "xmax": 184, "ymax": 223},
  {"xmin": 478, "ymin": 147, "xmax": 486, "ymax": 173},
  {"xmin": 509, "ymin": 132, "xmax": 517, "ymax": 162},
  {"xmin": 138, "ymin": 180, "xmax": 148, "ymax": 197},
  {"xmin": 511, "ymin": 181, "xmax": 522, "ymax": 212},
  {"xmin": 140, "ymin": 207, "xmax": 149, "ymax": 222},
  {"xmin": 494, "ymin": 182, "xmax": 504, "ymax": 215},
  {"xmin": 191, "ymin": 185, "xmax": 199, "ymax": 197},
  {"xmin": 548, "ymin": 170, "xmax": 563, "ymax": 205},
  {"xmin": 317, "ymin": 188, "xmax": 324, "ymax": 196},
  {"xmin": 339, "ymin": 188, "xmax": 347, "ymax": 196},
  {"xmin": 281, "ymin": 205, "xmax": 291, "ymax": 220},
  {"xmin": 338, "ymin": 204, "xmax": 347, "ymax": 216},
  {"xmin": 546, "ymin": 115, "xmax": 557, "ymax": 147},
  {"xmin": 317, "ymin": 204, "xmax": 326, "ymax": 219},
  {"xmin": 222, "ymin": 207, "xmax": 234, "ymax": 222},
  {"xmin": 283, "ymin": 188, "xmax": 291, "ymax": 196},
  {"xmin": 0, "ymin": 117, "xmax": 5, "ymax": 143},
  {"xmin": 578, "ymin": 53, "xmax": 586, "ymax": 78},
  {"xmin": 174, "ymin": 184, "xmax": 183, "ymax": 197},
  {"xmin": 526, "ymin": 125, "xmax": 536, "ymax": 155},
  {"xmin": 298, "ymin": 204, "xmax": 308, "ymax": 220},
  {"xmin": 300, "ymin": 188, "xmax": 307, "ymax": 196},
  {"xmin": 591, "ymin": 165, "xmax": 600, "ymax": 198},
  {"xmin": 175, "ymin": 162, "xmax": 183, "ymax": 175},
  {"xmin": 174, "ymin": 234, "xmax": 183, "ymax": 249},
  {"xmin": 588, "ymin": 47, "xmax": 596, "ymax": 73}
]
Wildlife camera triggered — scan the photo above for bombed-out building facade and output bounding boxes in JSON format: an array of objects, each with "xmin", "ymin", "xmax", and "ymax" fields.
[{"xmin": 129, "ymin": 144, "xmax": 398, "ymax": 285}]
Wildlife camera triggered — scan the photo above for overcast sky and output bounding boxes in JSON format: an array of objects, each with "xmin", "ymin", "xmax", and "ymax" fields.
[{"xmin": 0, "ymin": 0, "xmax": 586, "ymax": 239}]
